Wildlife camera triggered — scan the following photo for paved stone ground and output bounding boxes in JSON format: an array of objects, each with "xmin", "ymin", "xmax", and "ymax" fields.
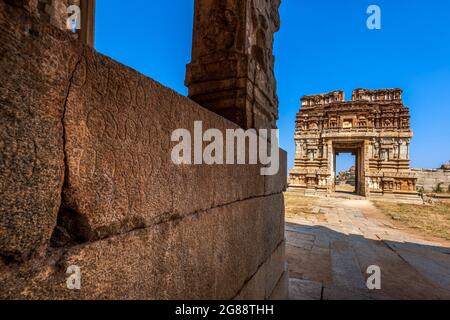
[{"xmin": 286, "ymin": 195, "xmax": 450, "ymax": 300}]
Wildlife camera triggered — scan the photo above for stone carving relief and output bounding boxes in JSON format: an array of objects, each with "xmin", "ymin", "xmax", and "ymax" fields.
[
  {"xmin": 202, "ymin": 3, "xmax": 238, "ymax": 52},
  {"xmin": 186, "ymin": 0, "xmax": 281, "ymax": 130}
]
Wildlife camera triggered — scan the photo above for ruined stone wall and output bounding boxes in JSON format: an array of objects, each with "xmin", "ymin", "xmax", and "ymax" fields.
[
  {"xmin": 5, "ymin": 0, "xmax": 80, "ymax": 30},
  {"xmin": 413, "ymin": 169, "xmax": 450, "ymax": 193},
  {"xmin": 0, "ymin": 1, "xmax": 287, "ymax": 299},
  {"xmin": 5, "ymin": 0, "xmax": 94, "ymax": 45},
  {"xmin": 37, "ymin": 0, "xmax": 80, "ymax": 30}
]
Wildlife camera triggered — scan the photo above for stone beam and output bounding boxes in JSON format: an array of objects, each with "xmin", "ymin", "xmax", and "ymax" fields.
[
  {"xmin": 80, "ymin": 0, "xmax": 95, "ymax": 47},
  {"xmin": 185, "ymin": 0, "xmax": 281, "ymax": 130}
]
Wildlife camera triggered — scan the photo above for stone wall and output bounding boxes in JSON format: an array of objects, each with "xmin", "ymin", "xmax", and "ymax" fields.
[
  {"xmin": 0, "ymin": 1, "xmax": 287, "ymax": 299},
  {"xmin": 4, "ymin": 0, "xmax": 80, "ymax": 31},
  {"xmin": 413, "ymin": 169, "xmax": 450, "ymax": 193},
  {"xmin": 4, "ymin": 0, "xmax": 94, "ymax": 45}
]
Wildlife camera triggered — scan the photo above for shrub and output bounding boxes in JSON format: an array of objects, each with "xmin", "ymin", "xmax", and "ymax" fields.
[{"xmin": 433, "ymin": 182, "xmax": 444, "ymax": 193}]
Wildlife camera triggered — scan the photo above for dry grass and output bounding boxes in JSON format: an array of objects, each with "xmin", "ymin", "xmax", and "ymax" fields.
[
  {"xmin": 373, "ymin": 201, "xmax": 450, "ymax": 240},
  {"xmin": 335, "ymin": 184, "xmax": 356, "ymax": 193},
  {"xmin": 284, "ymin": 192, "xmax": 320, "ymax": 219}
]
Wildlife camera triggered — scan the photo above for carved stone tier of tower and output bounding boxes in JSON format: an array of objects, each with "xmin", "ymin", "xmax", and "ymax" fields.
[
  {"xmin": 185, "ymin": 0, "xmax": 281, "ymax": 130},
  {"xmin": 288, "ymin": 88, "xmax": 418, "ymax": 197}
]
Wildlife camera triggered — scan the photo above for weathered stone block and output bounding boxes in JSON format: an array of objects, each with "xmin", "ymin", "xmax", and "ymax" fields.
[
  {"xmin": 269, "ymin": 268, "xmax": 289, "ymax": 300},
  {"xmin": 265, "ymin": 148, "xmax": 288, "ymax": 195},
  {"xmin": 0, "ymin": 194, "xmax": 285, "ymax": 299},
  {"xmin": 60, "ymin": 46, "xmax": 283, "ymax": 241},
  {"xmin": 234, "ymin": 241, "xmax": 286, "ymax": 300},
  {"xmin": 0, "ymin": 2, "xmax": 82, "ymax": 261}
]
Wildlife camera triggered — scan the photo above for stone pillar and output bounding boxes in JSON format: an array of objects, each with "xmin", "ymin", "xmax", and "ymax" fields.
[
  {"xmin": 80, "ymin": 0, "xmax": 95, "ymax": 47},
  {"xmin": 185, "ymin": 0, "xmax": 281, "ymax": 130},
  {"xmin": 25, "ymin": 0, "xmax": 95, "ymax": 46}
]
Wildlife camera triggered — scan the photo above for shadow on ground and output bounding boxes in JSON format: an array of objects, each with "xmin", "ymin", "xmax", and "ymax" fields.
[{"xmin": 287, "ymin": 222, "xmax": 450, "ymax": 300}]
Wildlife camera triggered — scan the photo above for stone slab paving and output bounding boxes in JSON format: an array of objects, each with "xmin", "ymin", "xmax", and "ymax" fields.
[{"xmin": 286, "ymin": 196, "xmax": 450, "ymax": 300}]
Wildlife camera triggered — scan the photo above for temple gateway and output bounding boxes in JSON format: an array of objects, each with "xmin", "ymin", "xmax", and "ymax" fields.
[{"xmin": 288, "ymin": 88, "xmax": 418, "ymax": 199}]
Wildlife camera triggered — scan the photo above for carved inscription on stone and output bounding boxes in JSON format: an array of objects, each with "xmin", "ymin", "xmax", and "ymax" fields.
[{"xmin": 62, "ymin": 48, "xmax": 269, "ymax": 241}]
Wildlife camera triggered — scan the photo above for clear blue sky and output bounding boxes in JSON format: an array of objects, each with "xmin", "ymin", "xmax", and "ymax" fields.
[{"xmin": 95, "ymin": 0, "xmax": 450, "ymax": 172}]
